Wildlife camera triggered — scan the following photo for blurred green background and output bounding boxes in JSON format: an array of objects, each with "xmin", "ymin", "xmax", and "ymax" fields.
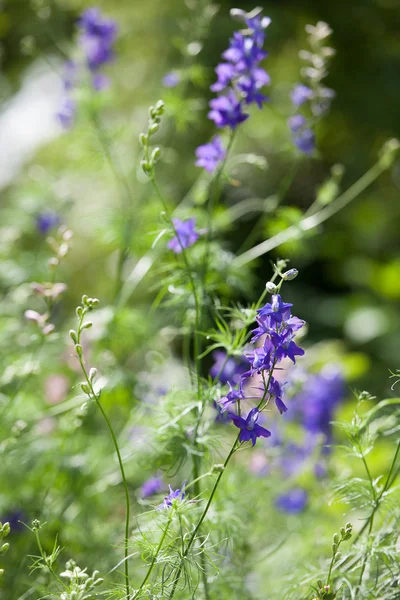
[{"xmin": 1, "ymin": 0, "xmax": 399, "ymax": 394}]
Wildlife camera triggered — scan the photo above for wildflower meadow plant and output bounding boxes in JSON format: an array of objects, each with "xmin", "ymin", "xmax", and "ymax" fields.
[{"xmin": 2, "ymin": 3, "xmax": 400, "ymax": 600}]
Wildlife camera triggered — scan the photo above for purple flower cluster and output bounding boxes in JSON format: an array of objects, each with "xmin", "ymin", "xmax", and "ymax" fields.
[
  {"xmin": 141, "ymin": 476, "xmax": 163, "ymax": 499},
  {"xmin": 36, "ymin": 211, "xmax": 61, "ymax": 235},
  {"xmin": 167, "ymin": 218, "xmax": 199, "ymax": 254},
  {"xmin": 57, "ymin": 7, "xmax": 118, "ymax": 129},
  {"xmin": 195, "ymin": 8, "xmax": 270, "ymax": 172},
  {"xmin": 218, "ymin": 293, "xmax": 305, "ymax": 446},
  {"xmin": 275, "ymin": 487, "xmax": 308, "ymax": 514}
]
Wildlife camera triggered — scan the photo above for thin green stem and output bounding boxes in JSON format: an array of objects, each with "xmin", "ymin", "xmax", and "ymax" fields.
[
  {"xmin": 133, "ymin": 512, "xmax": 173, "ymax": 599},
  {"xmin": 76, "ymin": 311, "xmax": 131, "ymax": 599},
  {"xmin": 234, "ymin": 158, "xmax": 388, "ymax": 267}
]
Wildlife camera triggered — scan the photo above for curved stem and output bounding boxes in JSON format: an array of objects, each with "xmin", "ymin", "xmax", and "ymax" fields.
[{"xmin": 234, "ymin": 158, "xmax": 387, "ymax": 267}]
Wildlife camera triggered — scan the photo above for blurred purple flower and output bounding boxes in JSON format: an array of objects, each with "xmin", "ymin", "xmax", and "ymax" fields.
[
  {"xmin": 275, "ymin": 488, "xmax": 308, "ymax": 514},
  {"xmin": 195, "ymin": 136, "xmax": 226, "ymax": 173},
  {"xmin": 162, "ymin": 71, "xmax": 181, "ymax": 88},
  {"xmin": 141, "ymin": 477, "xmax": 163, "ymax": 498},
  {"xmin": 288, "ymin": 114, "xmax": 306, "ymax": 133},
  {"xmin": 290, "ymin": 84, "xmax": 313, "ymax": 106},
  {"xmin": 210, "ymin": 350, "xmax": 247, "ymax": 384},
  {"xmin": 78, "ymin": 7, "xmax": 118, "ymax": 71},
  {"xmin": 36, "ymin": 212, "xmax": 61, "ymax": 234},
  {"xmin": 62, "ymin": 60, "xmax": 78, "ymax": 90},
  {"xmin": 167, "ymin": 218, "xmax": 199, "ymax": 254},
  {"xmin": 293, "ymin": 128, "xmax": 316, "ymax": 154},
  {"xmin": 57, "ymin": 97, "xmax": 76, "ymax": 129},
  {"xmin": 92, "ymin": 72, "xmax": 111, "ymax": 90}
]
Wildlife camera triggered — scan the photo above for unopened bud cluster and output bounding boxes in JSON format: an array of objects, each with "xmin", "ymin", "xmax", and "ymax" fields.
[
  {"xmin": 70, "ymin": 295, "xmax": 100, "ymax": 401},
  {"xmin": 265, "ymin": 261, "xmax": 298, "ymax": 294},
  {"xmin": 139, "ymin": 99, "xmax": 165, "ymax": 177},
  {"xmin": 60, "ymin": 559, "xmax": 104, "ymax": 599},
  {"xmin": 0, "ymin": 520, "xmax": 11, "ymax": 578}
]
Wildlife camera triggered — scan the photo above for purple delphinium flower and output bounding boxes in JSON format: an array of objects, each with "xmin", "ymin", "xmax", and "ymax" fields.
[
  {"xmin": 257, "ymin": 294, "xmax": 293, "ymax": 324},
  {"xmin": 210, "ymin": 350, "xmax": 247, "ymax": 384},
  {"xmin": 291, "ymin": 84, "xmax": 313, "ymax": 106},
  {"xmin": 162, "ymin": 71, "xmax": 181, "ymax": 88},
  {"xmin": 57, "ymin": 96, "xmax": 76, "ymax": 129},
  {"xmin": 78, "ymin": 7, "xmax": 118, "ymax": 71},
  {"xmin": 230, "ymin": 407, "xmax": 271, "ymax": 446},
  {"xmin": 208, "ymin": 91, "xmax": 249, "ymax": 129},
  {"xmin": 159, "ymin": 484, "xmax": 185, "ymax": 509},
  {"xmin": 167, "ymin": 218, "xmax": 199, "ymax": 254},
  {"xmin": 36, "ymin": 212, "xmax": 60, "ymax": 235},
  {"xmin": 141, "ymin": 477, "xmax": 163, "ymax": 498},
  {"xmin": 275, "ymin": 488, "xmax": 308, "ymax": 514},
  {"xmin": 293, "ymin": 128, "xmax": 316, "ymax": 154},
  {"xmin": 288, "ymin": 114, "xmax": 306, "ymax": 133},
  {"xmin": 219, "ymin": 381, "xmax": 246, "ymax": 412},
  {"xmin": 298, "ymin": 366, "xmax": 344, "ymax": 443},
  {"xmin": 195, "ymin": 136, "xmax": 226, "ymax": 173}
]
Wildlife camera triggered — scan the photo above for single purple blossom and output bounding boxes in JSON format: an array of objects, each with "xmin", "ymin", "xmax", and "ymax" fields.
[
  {"xmin": 195, "ymin": 136, "xmax": 226, "ymax": 173},
  {"xmin": 291, "ymin": 84, "xmax": 313, "ymax": 106},
  {"xmin": 288, "ymin": 114, "xmax": 306, "ymax": 133},
  {"xmin": 219, "ymin": 381, "xmax": 246, "ymax": 412},
  {"xmin": 167, "ymin": 218, "xmax": 199, "ymax": 254},
  {"xmin": 162, "ymin": 71, "xmax": 181, "ymax": 88},
  {"xmin": 159, "ymin": 483, "xmax": 185, "ymax": 509},
  {"xmin": 208, "ymin": 91, "xmax": 249, "ymax": 129},
  {"xmin": 92, "ymin": 72, "xmax": 110, "ymax": 90},
  {"xmin": 257, "ymin": 294, "xmax": 293, "ymax": 324},
  {"xmin": 56, "ymin": 96, "xmax": 76, "ymax": 129},
  {"xmin": 141, "ymin": 477, "xmax": 163, "ymax": 498},
  {"xmin": 275, "ymin": 488, "xmax": 308, "ymax": 514},
  {"xmin": 36, "ymin": 212, "xmax": 60, "ymax": 235},
  {"xmin": 230, "ymin": 407, "xmax": 271, "ymax": 446},
  {"xmin": 293, "ymin": 128, "xmax": 316, "ymax": 154},
  {"xmin": 210, "ymin": 63, "xmax": 236, "ymax": 93}
]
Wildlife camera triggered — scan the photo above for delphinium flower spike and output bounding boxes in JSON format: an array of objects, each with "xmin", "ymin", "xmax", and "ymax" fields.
[
  {"xmin": 288, "ymin": 21, "xmax": 335, "ymax": 154},
  {"xmin": 57, "ymin": 7, "xmax": 118, "ymax": 129},
  {"xmin": 195, "ymin": 6, "xmax": 271, "ymax": 172},
  {"xmin": 218, "ymin": 266, "xmax": 305, "ymax": 446}
]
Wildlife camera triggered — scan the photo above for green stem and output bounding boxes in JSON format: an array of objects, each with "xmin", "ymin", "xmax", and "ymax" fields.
[
  {"xmin": 133, "ymin": 512, "xmax": 173, "ymax": 599},
  {"xmin": 76, "ymin": 313, "xmax": 131, "ymax": 599},
  {"xmin": 234, "ymin": 158, "xmax": 388, "ymax": 267}
]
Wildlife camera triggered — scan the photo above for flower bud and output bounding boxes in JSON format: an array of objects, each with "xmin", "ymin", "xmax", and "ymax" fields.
[
  {"xmin": 265, "ymin": 281, "xmax": 277, "ymax": 293},
  {"xmin": 282, "ymin": 268, "xmax": 299, "ymax": 281},
  {"xmin": 75, "ymin": 344, "xmax": 83, "ymax": 358},
  {"xmin": 140, "ymin": 160, "xmax": 153, "ymax": 176},
  {"xmin": 332, "ymin": 543, "xmax": 337, "ymax": 553},
  {"xmin": 335, "ymin": 551, "xmax": 342, "ymax": 561},
  {"xmin": 211, "ymin": 464, "xmax": 225, "ymax": 474},
  {"xmin": 81, "ymin": 321, "xmax": 93, "ymax": 330},
  {"xmin": 333, "ymin": 533, "xmax": 339, "ymax": 544},
  {"xmin": 31, "ymin": 519, "xmax": 40, "ymax": 530},
  {"xmin": 69, "ymin": 330, "xmax": 78, "ymax": 343},
  {"xmin": 94, "ymin": 577, "xmax": 104, "ymax": 586},
  {"xmin": 1, "ymin": 543, "xmax": 9, "ymax": 554},
  {"xmin": 149, "ymin": 123, "xmax": 159, "ymax": 136},
  {"xmin": 81, "ymin": 383, "xmax": 90, "ymax": 395},
  {"xmin": 139, "ymin": 132, "xmax": 148, "ymax": 146},
  {"xmin": 155, "ymin": 99, "xmax": 165, "ymax": 114},
  {"xmin": 1, "ymin": 523, "xmax": 10, "ymax": 536},
  {"xmin": 151, "ymin": 147, "xmax": 161, "ymax": 163},
  {"xmin": 379, "ymin": 138, "xmax": 400, "ymax": 169},
  {"xmin": 89, "ymin": 368, "xmax": 97, "ymax": 381}
]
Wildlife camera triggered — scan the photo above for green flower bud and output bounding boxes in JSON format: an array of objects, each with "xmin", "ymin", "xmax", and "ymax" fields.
[
  {"xmin": 89, "ymin": 368, "xmax": 97, "ymax": 381},
  {"xmin": 335, "ymin": 551, "xmax": 342, "ymax": 561},
  {"xmin": 69, "ymin": 330, "xmax": 78, "ymax": 343},
  {"xmin": 379, "ymin": 138, "xmax": 400, "ymax": 169},
  {"xmin": 148, "ymin": 122, "xmax": 159, "ymax": 135},
  {"xmin": 140, "ymin": 160, "xmax": 153, "ymax": 176},
  {"xmin": 81, "ymin": 321, "xmax": 93, "ymax": 330},
  {"xmin": 139, "ymin": 132, "xmax": 148, "ymax": 146},
  {"xmin": 75, "ymin": 344, "xmax": 83, "ymax": 358},
  {"xmin": 333, "ymin": 533, "xmax": 339, "ymax": 544},
  {"xmin": 155, "ymin": 99, "xmax": 165, "ymax": 114},
  {"xmin": 31, "ymin": 519, "xmax": 40, "ymax": 530},
  {"xmin": 211, "ymin": 464, "xmax": 225, "ymax": 474},
  {"xmin": 332, "ymin": 543, "xmax": 337, "ymax": 553},
  {"xmin": 2, "ymin": 523, "xmax": 10, "ymax": 536},
  {"xmin": 1, "ymin": 543, "xmax": 10, "ymax": 554},
  {"xmin": 94, "ymin": 577, "xmax": 104, "ymax": 586},
  {"xmin": 81, "ymin": 383, "xmax": 90, "ymax": 395},
  {"xmin": 151, "ymin": 147, "xmax": 161, "ymax": 163}
]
